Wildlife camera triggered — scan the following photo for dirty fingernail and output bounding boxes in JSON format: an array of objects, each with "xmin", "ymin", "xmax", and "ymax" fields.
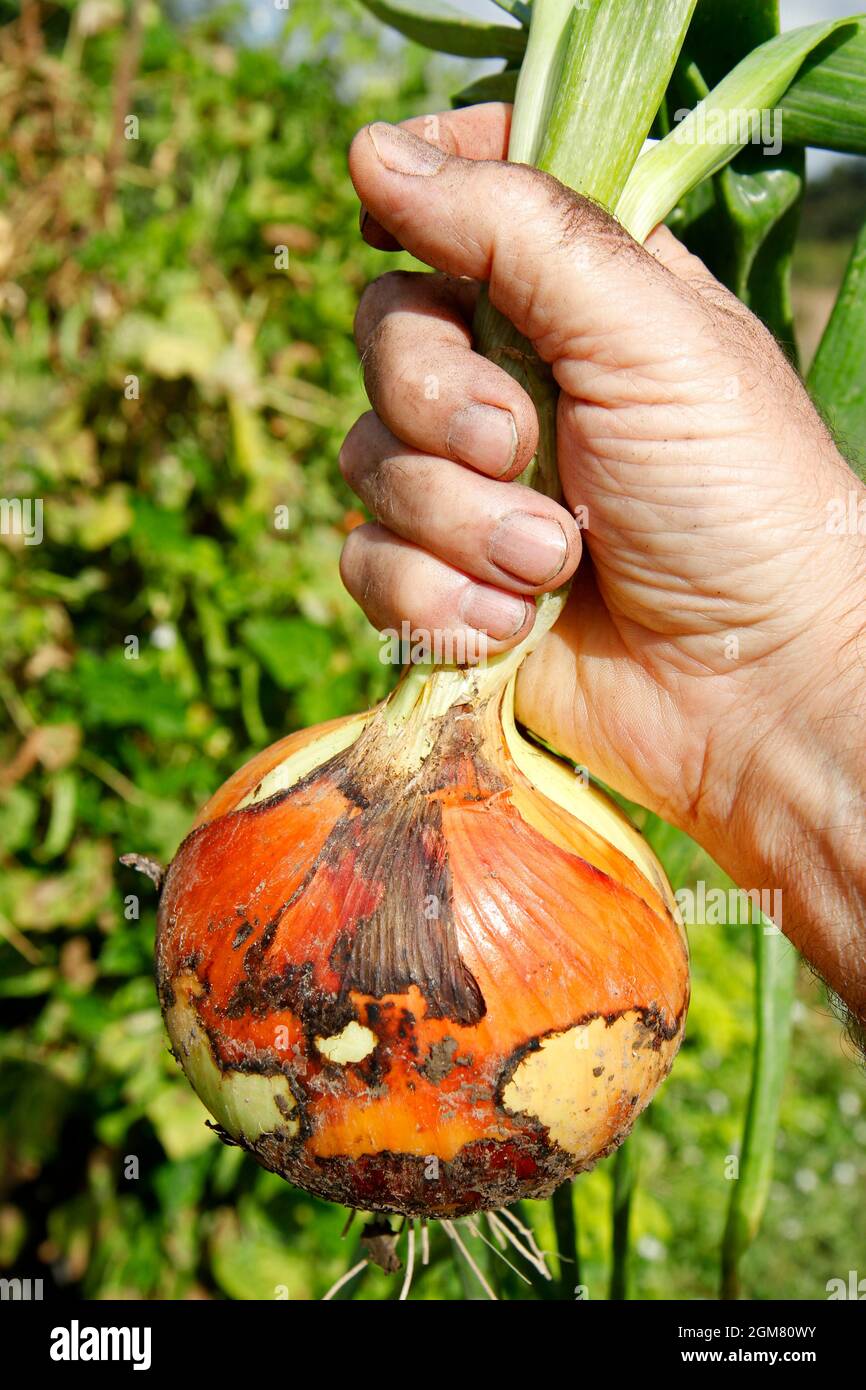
[
  {"xmin": 489, "ymin": 513, "xmax": 568, "ymax": 585},
  {"xmin": 368, "ymin": 123, "xmax": 446, "ymax": 176},
  {"xmin": 447, "ymin": 404, "xmax": 518, "ymax": 476},
  {"xmin": 460, "ymin": 586, "xmax": 531, "ymax": 641}
]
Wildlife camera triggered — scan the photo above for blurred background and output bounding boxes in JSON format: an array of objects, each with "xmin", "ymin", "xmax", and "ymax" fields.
[{"xmin": 0, "ymin": 0, "xmax": 864, "ymax": 1300}]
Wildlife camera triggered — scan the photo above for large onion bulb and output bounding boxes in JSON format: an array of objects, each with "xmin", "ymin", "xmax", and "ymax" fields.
[{"xmin": 156, "ymin": 630, "xmax": 689, "ymax": 1217}]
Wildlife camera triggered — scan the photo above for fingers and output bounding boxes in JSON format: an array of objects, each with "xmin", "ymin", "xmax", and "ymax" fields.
[
  {"xmin": 348, "ymin": 120, "xmax": 680, "ymax": 364},
  {"xmin": 340, "ymin": 523, "xmax": 536, "ymax": 655},
  {"xmin": 354, "ymin": 270, "xmax": 538, "ymax": 479},
  {"xmin": 340, "ymin": 413, "xmax": 580, "ymax": 592},
  {"xmin": 358, "ymin": 104, "xmax": 512, "ymax": 251}
]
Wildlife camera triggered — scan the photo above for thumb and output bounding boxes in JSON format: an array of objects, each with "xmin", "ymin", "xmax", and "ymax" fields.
[{"xmin": 348, "ymin": 121, "xmax": 687, "ymax": 363}]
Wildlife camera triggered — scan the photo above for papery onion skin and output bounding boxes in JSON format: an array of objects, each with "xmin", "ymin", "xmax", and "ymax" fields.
[{"xmin": 156, "ymin": 680, "xmax": 689, "ymax": 1217}]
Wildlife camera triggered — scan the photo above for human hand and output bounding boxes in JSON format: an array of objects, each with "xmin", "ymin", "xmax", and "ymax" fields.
[{"xmin": 343, "ymin": 105, "xmax": 866, "ymax": 1023}]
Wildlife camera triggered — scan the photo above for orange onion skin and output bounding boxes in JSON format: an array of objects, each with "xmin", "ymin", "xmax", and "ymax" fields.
[{"xmin": 156, "ymin": 697, "xmax": 689, "ymax": 1217}]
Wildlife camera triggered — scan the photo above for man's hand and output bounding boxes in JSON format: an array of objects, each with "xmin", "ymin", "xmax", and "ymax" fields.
[{"xmin": 342, "ymin": 104, "xmax": 866, "ymax": 1026}]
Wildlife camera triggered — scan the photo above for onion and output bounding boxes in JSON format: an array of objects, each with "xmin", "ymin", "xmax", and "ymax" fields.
[
  {"xmin": 149, "ymin": 0, "xmax": 851, "ymax": 1229},
  {"xmin": 156, "ymin": 621, "xmax": 689, "ymax": 1217}
]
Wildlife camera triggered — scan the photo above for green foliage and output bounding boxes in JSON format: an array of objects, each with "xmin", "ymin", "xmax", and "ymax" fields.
[
  {"xmin": 781, "ymin": 20, "xmax": 866, "ymax": 153},
  {"xmin": 357, "ymin": 0, "xmax": 527, "ymax": 59},
  {"xmin": 809, "ymin": 217, "xmax": 866, "ymax": 476},
  {"xmin": 0, "ymin": 0, "xmax": 863, "ymax": 1303}
]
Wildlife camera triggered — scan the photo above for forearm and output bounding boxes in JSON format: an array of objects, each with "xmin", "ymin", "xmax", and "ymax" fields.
[{"xmin": 705, "ymin": 615, "xmax": 866, "ymax": 1031}]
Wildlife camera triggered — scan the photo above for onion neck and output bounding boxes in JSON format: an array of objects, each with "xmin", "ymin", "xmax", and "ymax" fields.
[
  {"xmin": 379, "ymin": 329, "xmax": 565, "ymax": 743},
  {"xmin": 381, "ymin": 581, "xmax": 567, "ymax": 742}
]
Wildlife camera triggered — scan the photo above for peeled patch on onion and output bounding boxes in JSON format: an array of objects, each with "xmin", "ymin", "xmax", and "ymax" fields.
[{"xmin": 155, "ymin": 628, "xmax": 689, "ymax": 1218}]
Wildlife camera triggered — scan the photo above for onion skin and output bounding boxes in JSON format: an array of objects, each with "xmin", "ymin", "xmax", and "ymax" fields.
[{"xmin": 156, "ymin": 682, "xmax": 689, "ymax": 1217}]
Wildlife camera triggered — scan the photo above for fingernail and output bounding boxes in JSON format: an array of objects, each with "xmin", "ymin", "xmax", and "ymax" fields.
[
  {"xmin": 489, "ymin": 513, "xmax": 568, "ymax": 585},
  {"xmin": 447, "ymin": 405, "xmax": 518, "ymax": 476},
  {"xmin": 460, "ymin": 586, "xmax": 530, "ymax": 641},
  {"xmin": 368, "ymin": 122, "xmax": 446, "ymax": 176}
]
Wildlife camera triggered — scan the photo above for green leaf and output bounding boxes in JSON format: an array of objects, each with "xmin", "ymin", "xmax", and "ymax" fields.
[
  {"xmin": 780, "ymin": 21, "xmax": 866, "ymax": 154},
  {"xmin": 70, "ymin": 653, "xmax": 190, "ymax": 739},
  {"xmin": 147, "ymin": 1084, "xmax": 215, "ymax": 1161},
  {"xmin": 721, "ymin": 924, "xmax": 798, "ymax": 1300},
  {"xmin": 609, "ymin": 1134, "xmax": 638, "ymax": 1301},
  {"xmin": 537, "ymin": 0, "xmax": 699, "ymax": 207},
  {"xmin": 666, "ymin": 11, "xmax": 805, "ymax": 354},
  {"xmin": 728, "ymin": 154, "xmax": 803, "ymax": 356},
  {"xmin": 451, "ymin": 67, "xmax": 518, "ymax": 110},
  {"xmin": 507, "ymin": 0, "xmax": 577, "ymax": 165},
  {"xmin": 808, "ymin": 216, "xmax": 866, "ymax": 480},
  {"xmin": 240, "ymin": 616, "xmax": 332, "ymax": 691},
  {"xmin": 490, "ymin": 0, "xmax": 531, "ymax": 23},
  {"xmin": 357, "ymin": 0, "xmax": 526, "ymax": 59},
  {"xmin": 0, "ymin": 787, "xmax": 39, "ymax": 855},
  {"xmin": 618, "ymin": 18, "xmax": 853, "ymax": 242},
  {"xmin": 686, "ymin": 0, "xmax": 781, "ymax": 89}
]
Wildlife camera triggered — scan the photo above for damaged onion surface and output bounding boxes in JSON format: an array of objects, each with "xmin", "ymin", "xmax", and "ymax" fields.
[{"xmin": 156, "ymin": 637, "xmax": 689, "ymax": 1217}]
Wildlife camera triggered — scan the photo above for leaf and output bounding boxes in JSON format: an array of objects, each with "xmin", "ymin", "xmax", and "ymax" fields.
[
  {"xmin": 731, "ymin": 154, "xmax": 803, "ymax": 356},
  {"xmin": 357, "ymin": 0, "xmax": 526, "ymax": 58},
  {"xmin": 451, "ymin": 67, "xmax": 518, "ymax": 110},
  {"xmin": 686, "ymin": 0, "xmax": 781, "ymax": 88},
  {"xmin": 71, "ymin": 652, "xmax": 190, "ymax": 739},
  {"xmin": 209, "ymin": 1203, "xmax": 313, "ymax": 1301},
  {"xmin": 0, "ymin": 787, "xmax": 39, "ymax": 854},
  {"xmin": 46, "ymin": 484, "xmax": 134, "ymax": 551},
  {"xmin": 780, "ymin": 21, "xmax": 866, "ymax": 154},
  {"xmin": 240, "ymin": 615, "xmax": 332, "ymax": 691},
  {"xmin": 808, "ymin": 216, "xmax": 866, "ymax": 480},
  {"xmin": 721, "ymin": 925, "xmax": 798, "ymax": 1299},
  {"xmin": 111, "ymin": 294, "xmax": 226, "ymax": 382},
  {"xmin": 490, "ymin": 0, "xmax": 530, "ymax": 22},
  {"xmin": 0, "ymin": 842, "xmax": 115, "ymax": 933},
  {"xmin": 618, "ymin": 18, "xmax": 853, "ymax": 242},
  {"xmin": 665, "ymin": 10, "xmax": 805, "ymax": 353},
  {"xmin": 0, "ymin": 1061, "xmax": 76, "ymax": 1186},
  {"xmin": 536, "ymin": 0, "xmax": 699, "ymax": 205},
  {"xmin": 147, "ymin": 1084, "xmax": 215, "ymax": 1161}
]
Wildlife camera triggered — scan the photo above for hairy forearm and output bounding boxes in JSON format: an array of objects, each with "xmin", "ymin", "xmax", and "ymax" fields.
[{"xmin": 707, "ymin": 618, "xmax": 866, "ymax": 1032}]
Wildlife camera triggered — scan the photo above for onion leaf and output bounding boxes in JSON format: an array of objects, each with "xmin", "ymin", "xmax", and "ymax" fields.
[
  {"xmin": 536, "ymin": 0, "xmax": 699, "ymax": 207},
  {"xmin": 809, "ymin": 216, "xmax": 866, "ymax": 479},
  {"xmin": 507, "ymin": 0, "xmax": 579, "ymax": 165},
  {"xmin": 490, "ymin": 0, "xmax": 531, "ymax": 23},
  {"xmin": 617, "ymin": 18, "xmax": 855, "ymax": 243},
  {"xmin": 355, "ymin": 0, "xmax": 527, "ymax": 59},
  {"xmin": 451, "ymin": 67, "xmax": 519, "ymax": 110},
  {"xmin": 721, "ymin": 924, "xmax": 798, "ymax": 1300},
  {"xmin": 609, "ymin": 1136, "xmax": 638, "ymax": 1301},
  {"xmin": 780, "ymin": 19, "xmax": 866, "ymax": 154}
]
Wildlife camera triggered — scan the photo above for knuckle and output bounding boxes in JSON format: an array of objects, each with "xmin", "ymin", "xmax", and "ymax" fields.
[
  {"xmin": 354, "ymin": 269, "xmax": 416, "ymax": 348},
  {"xmin": 339, "ymin": 525, "xmax": 368, "ymax": 594},
  {"xmin": 359, "ymin": 317, "xmax": 393, "ymax": 399},
  {"xmin": 337, "ymin": 413, "xmax": 374, "ymax": 486},
  {"xmin": 353, "ymin": 279, "xmax": 379, "ymax": 348}
]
